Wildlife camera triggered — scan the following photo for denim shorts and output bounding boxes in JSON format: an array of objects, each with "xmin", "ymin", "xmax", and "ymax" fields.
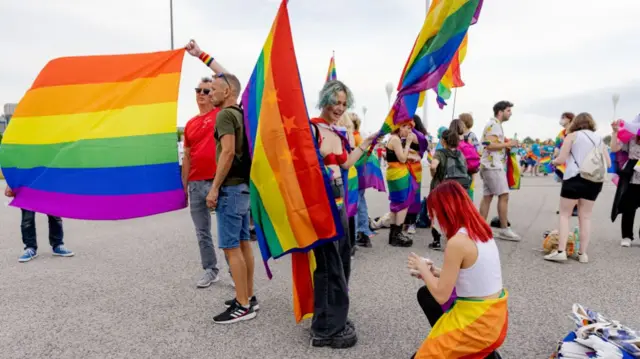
[{"xmin": 216, "ymin": 183, "xmax": 251, "ymax": 249}]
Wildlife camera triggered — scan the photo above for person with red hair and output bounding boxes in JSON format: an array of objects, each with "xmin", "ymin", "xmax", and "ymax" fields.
[{"xmin": 408, "ymin": 180, "xmax": 507, "ymax": 359}]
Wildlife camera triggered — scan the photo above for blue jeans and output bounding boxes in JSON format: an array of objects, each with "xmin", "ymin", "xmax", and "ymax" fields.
[
  {"xmin": 356, "ymin": 190, "xmax": 374, "ymax": 236},
  {"xmin": 216, "ymin": 183, "xmax": 251, "ymax": 249},
  {"xmin": 189, "ymin": 180, "xmax": 220, "ymax": 273},
  {"xmin": 21, "ymin": 209, "xmax": 63, "ymax": 251}
]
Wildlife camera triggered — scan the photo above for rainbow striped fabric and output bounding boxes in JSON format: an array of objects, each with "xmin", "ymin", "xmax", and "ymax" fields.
[
  {"xmin": 326, "ymin": 53, "xmax": 337, "ymax": 82},
  {"xmin": 241, "ymin": 0, "xmax": 343, "ymax": 322},
  {"xmin": 0, "ymin": 50, "xmax": 186, "ymax": 220},
  {"xmin": 506, "ymin": 149, "xmax": 521, "ymax": 190},
  {"xmin": 379, "ymin": 0, "xmax": 483, "ymax": 135},
  {"xmin": 415, "ymin": 290, "xmax": 509, "ymax": 358},
  {"xmin": 355, "ymin": 154, "xmax": 386, "ymax": 192},
  {"xmin": 539, "ymin": 155, "xmax": 553, "ymax": 174},
  {"xmin": 346, "ymin": 166, "xmax": 359, "ymax": 217},
  {"xmin": 386, "ymin": 162, "xmax": 418, "ymax": 212}
]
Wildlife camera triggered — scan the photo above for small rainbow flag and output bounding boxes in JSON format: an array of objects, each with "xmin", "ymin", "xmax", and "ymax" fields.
[
  {"xmin": 355, "ymin": 153, "xmax": 386, "ymax": 192},
  {"xmin": 539, "ymin": 155, "xmax": 553, "ymax": 174},
  {"xmin": 506, "ymin": 149, "xmax": 521, "ymax": 190},
  {"xmin": 378, "ymin": 0, "xmax": 483, "ymax": 136},
  {"xmin": 326, "ymin": 52, "xmax": 337, "ymax": 82},
  {"xmin": 241, "ymin": 0, "xmax": 343, "ymax": 322},
  {"xmin": 0, "ymin": 50, "xmax": 186, "ymax": 220}
]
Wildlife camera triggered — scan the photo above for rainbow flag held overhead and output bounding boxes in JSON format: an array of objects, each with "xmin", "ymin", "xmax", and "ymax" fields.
[
  {"xmin": 326, "ymin": 53, "xmax": 337, "ymax": 82},
  {"xmin": 435, "ymin": 35, "xmax": 467, "ymax": 108},
  {"xmin": 506, "ymin": 149, "xmax": 521, "ymax": 190},
  {"xmin": 241, "ymin": 0, "xmax": 343, "ymax": 322},
  {"xmin": 0, "ymin": 50, "xmax": 186, "ymax": 220},
  {"xmin": 379, "ymin": 0, "xmax": 483, "ymax": 136}
]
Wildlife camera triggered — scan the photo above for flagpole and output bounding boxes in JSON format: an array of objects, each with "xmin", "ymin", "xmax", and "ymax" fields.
[
  {"xmin": 422, "ymin": 0, "xmax": 431, "ymax": 130},
  {"xmin": 451, "ymin": 88, "xmax": 458, "ymax": 120},
  {"xmin": 169, "ymin": 0, "xmax": 174, "ymax": 49}
]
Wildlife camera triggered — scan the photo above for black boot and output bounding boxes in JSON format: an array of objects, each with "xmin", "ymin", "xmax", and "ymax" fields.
[
  {"xmin": 397, "ymin": 231, "xmax": 414, "ymax": 247},
  {"xmin": 356, "ymin": 233, "xmax": 372, "ymax": 248}
]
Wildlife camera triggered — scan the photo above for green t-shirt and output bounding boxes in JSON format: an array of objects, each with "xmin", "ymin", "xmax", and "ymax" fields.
[{"xmin": 214, "ymin": 106, "xmax": 248, "ymax": 186}]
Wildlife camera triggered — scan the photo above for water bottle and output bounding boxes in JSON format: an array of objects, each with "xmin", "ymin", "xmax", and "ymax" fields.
[{"xmin": 573, "ymin": 226, "xmax": 580, "ymax": 254}]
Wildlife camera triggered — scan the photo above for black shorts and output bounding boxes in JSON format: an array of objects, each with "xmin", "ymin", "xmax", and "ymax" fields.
[{"xmin": 560, "ymin": 175, "xmax": 603, "ymax": 201}]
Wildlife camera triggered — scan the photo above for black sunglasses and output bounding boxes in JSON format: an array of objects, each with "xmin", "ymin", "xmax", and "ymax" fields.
[
  {"xmin": 195, "ymin": 88, "xmax": 211, "ymax": 95},
  {"xmin": 216, "ymin": 73, "xmax": 232, "ymax": 88}
]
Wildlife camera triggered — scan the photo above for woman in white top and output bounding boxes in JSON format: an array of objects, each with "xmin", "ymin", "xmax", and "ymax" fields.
[
  {"xmin": 408, "ymin": 180, "xmax": 507, "ymax": 359},
  {"xmin": 546, "ymin": 113, "xmax": 611, "ymax": 263}
]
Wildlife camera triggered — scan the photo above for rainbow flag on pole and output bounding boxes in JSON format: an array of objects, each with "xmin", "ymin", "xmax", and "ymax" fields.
[
  {"xmin": 241, "ymin": 0, "xmax": 343, "ymax": 322},
  {"xmin": 0, "ymin": 50, "xmax": 186, "ymax": 220},
  {"xmin": 378, "ymin": 0, "xmax": 483, "ymax": 135},
  {"xmin": 326, "ymin": 52, "xmax": 337, "ymax": 82}
]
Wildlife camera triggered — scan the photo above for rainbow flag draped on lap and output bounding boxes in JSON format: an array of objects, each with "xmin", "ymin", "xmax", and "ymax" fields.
[
  {"xmin": 0, "ymin": 50, "xmax": 187, "ymax": 220},
  {"xmin": 378, "ymin": 0, "xmax": 484, "ymax": 135},
  {"xmin": 241, "ymin": 0, "xmax": 344, "ymax": 322}
]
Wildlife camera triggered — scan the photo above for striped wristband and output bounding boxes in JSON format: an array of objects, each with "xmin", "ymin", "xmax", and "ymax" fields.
[{"xmin": 198, "ymin": 52, "xmax": 213, "ymax": 66}]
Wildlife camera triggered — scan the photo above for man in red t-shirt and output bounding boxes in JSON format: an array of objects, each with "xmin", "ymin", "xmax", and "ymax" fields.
[{"xmin": 183, "ymin": 76, "xmax": 225, "ymax": 288}]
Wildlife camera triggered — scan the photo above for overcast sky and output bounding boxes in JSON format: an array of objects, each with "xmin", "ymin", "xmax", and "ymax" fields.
[{"xmin": 0, "ymin": 0, "xmax": 638, "ymax": 140}]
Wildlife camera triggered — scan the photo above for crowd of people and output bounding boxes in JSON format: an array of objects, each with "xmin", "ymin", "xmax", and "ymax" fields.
[{"xmin": 3, "ymin": 38, "xmax": 638, "ymax": 357}]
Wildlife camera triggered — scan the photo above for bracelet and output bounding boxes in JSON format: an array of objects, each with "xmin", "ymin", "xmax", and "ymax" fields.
[{"xmin": 198, "ymin": 52, "xmax": 214, "ymax": 66}]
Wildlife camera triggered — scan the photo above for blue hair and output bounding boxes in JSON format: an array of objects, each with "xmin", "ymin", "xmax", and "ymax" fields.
[{"xmin": 317, "ymin": 80, "xmax": 355, "ymax": 110}]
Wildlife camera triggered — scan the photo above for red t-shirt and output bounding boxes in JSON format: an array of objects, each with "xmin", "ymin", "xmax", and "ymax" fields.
[{"xmin": 184, "ymin": 108, "xmax": 220, "ymax": 181}]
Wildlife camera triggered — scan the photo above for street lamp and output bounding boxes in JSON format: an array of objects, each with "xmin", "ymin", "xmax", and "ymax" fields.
[
  {"xmin": 612, "ymin": 93, "xmax": 620, "ymax": 120},
  {"xmin": 385, "ymin": 82, "xmax": 394, "ymax": 110},
  {"xmin": 362, "ymin": 106, "xmax": 368, "ymax": 122}
]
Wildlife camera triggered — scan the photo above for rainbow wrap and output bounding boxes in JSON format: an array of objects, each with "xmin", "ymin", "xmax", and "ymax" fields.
[
  {"xmin": 0, "ymin": 50, "xmax": 186, "ymax": 220},
  {"xmin": 241, "ymin": 0, "xmax": 343, "ymax": 322},
  {"xmin": 415, "ymin": 290, "xmax": 509, "ymax": 358},
  {"xmin": 506, "ymin": 149, "xmax": 521, "ymax": 190},
  {"xmin": 378, "ymin": 0, "xmax": 483, "ymax": 137},
  {"xmin": 387, "ymin": 162, "xmax": 418, "ymax": 213},
  {"xmin": 407, "ymin": 161, "xmax": 423, "ymax": 214}
]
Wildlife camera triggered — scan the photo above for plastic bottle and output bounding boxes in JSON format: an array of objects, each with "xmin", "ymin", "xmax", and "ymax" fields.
[{"xmin": 573, "ymin": 226, "xmax": 580, "ymax": 254}]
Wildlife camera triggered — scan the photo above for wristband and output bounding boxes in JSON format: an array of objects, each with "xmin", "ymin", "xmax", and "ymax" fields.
[{"xmin": 198, "ymin": 52, "xmax": 214, "ymax": 67}]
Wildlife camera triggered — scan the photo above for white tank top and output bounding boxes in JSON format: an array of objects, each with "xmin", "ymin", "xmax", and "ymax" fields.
[
  {"xmin": 563, "ymin": 130, "xmax": 603, "ymax": 181},
  {"xmin": 455, "ymin": 228, "xmax": 503, "ymax": 298}
]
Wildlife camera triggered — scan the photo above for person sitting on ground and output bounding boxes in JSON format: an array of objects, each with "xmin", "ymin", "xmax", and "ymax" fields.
[{"xmin": 408, "ymin": 180, "xmax": 507, "ymax": 359}]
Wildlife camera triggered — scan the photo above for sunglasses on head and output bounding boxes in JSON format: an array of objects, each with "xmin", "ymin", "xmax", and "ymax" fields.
[
  {"xmin": 195, "ymin": 88, "xmax": 211, "ymax": 95},
  {"xmin": 216, "ymin": 73, "xmax": 232, "ymax": 88}
]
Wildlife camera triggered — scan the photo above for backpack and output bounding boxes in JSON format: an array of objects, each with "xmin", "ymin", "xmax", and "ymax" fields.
[
  {"xmin": 223, "ymin": 106, "xmax": 251, "ymax": 182},
  {"xmin": 459, "ymin": 134, "xmax": 480, "ymax": 174},
  {"xmin": 571, "ymin": 132, "xmax": 606, "ymax": 183},
  {"xmin": 441, "ymin": 149, "xmax": 471, "ymax": 189}
]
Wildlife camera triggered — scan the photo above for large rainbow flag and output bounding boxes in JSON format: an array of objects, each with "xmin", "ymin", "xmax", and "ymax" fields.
[
  {"xmin": 379, "ymin": 0, "xmax": 483, "ymax": 135},
  {"xmin": 0, "ymin": 50, "xmax": 186, "ymax": 220},
  {"xmin": 241, "ymin": 0, "xmax": 343, "ymax": 322},
  {"xmin": 326, "ymin": 52, "xmax": 337, "ymax": 82},
  {"xmin": 415, "ymin": 290, "xmax": 509, "ymax": 358},
  {"xmin": 435, "ymin": 35, "xmax": 467, "ymax": 108},
  {"xmin": 506, "ymin": 149, "xmax": 521, "ymax": 190}
]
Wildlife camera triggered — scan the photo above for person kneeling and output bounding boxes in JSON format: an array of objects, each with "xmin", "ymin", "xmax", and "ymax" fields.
[{"xmin": 408, "ymin": 181, "xmax": 507, "ymax": 359}]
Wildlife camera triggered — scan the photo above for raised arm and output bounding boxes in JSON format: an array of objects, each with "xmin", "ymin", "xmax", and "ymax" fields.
[{"xmin": 185, "ymin": 39, "xmax": 229, "ymax": 75}]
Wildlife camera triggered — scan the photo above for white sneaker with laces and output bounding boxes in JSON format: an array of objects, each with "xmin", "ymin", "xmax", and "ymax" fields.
[
  {"xmin": 496, "ymin": 227, "xmax": 521, "ymax": 241},
  {"xmin": 544, "ymin": 250, "xmax": 567, "ymax": 262},
  {"xmin": 621, "ymin": 238, "xmax": 632, "ymax": 247},
  {"xmin": 578, "ymin": 253, "xmax": 588, "ymax": 263},
  {"xmin": 407, "ymin": 224, "xmax": 417, "ymax": 235}
]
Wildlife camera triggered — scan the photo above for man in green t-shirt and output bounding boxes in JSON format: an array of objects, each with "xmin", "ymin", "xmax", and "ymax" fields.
[{"xmin": 205, "ymin": 72, "xmax": 257, "ymax": 324}]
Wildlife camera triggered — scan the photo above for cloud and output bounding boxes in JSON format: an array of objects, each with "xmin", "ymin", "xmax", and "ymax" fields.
[{"xmin": 0, "ymin": 0, "xmax": 638, "ymax": 142}]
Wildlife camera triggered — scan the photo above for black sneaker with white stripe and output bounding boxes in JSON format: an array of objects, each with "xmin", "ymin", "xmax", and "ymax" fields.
[
  {"xmin": 213, "ymin": 299, "xmax": 256, "ymax": 324},
  {"xmin": 224, "ymin": 296, "xmax": 259, "ymax": 311}
]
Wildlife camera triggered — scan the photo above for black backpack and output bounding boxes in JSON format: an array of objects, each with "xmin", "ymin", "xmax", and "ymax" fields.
[
  {"xmin": 441, "ymin": 149, "xmax": 471, "ymax": 189},
  {"xmin": 224, "ymin": 105, "xmax": 251, "ymax": 183}
]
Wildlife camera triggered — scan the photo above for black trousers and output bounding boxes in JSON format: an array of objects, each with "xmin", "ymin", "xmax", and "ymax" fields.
[
  {"xmin": 621, "ymin": 183, "xmax": 640, "ymax": 239},
  {"xmin": 405, "ymin": 213, "xmax": 418, "ymax": 225},
  {"xmin": 411, "ymin": 287, "xmax": 500, "ymax": 359}
]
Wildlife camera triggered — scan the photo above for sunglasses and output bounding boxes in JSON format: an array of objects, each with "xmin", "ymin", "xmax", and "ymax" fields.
[
  {"xmin": 216, "ymin": 73, "xmax": 232, "ymax": 88},
  {"xmin": 195, "ymin": 88, "xmax": 211, "ymax": 95}
]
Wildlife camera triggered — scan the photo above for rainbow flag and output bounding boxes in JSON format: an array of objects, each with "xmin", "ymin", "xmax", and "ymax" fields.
[
  {"xmin": 539, "ymin": 155, "xmax": 553, "ymax": 174},
  {"xmin": 326, "ymin": 53, "xmax": 337, "ymax": 82},
  {"xmin": 346, "ymin": 166, "xmax": 359, "ymax": 217},
  {"xmin": 355, "ymin": 153, "xmax": 386, "ymax": 192},
  {"xmin": 506, "ymin": 149, "xmax": 521, "ymax": 190},
  {"xmin": 0, "ymin": 50, "xmax": 186, "ymax": 220},
  {"xmin": 415, "ymin": 290, "xmax": 509, "ymax": 358},
  {"xmin": 435, "ymin": 35, "xmax": 466, "ymax": 108},
  {"xmin": 241, "ymin": 0, "xmax": 343, "ymax": 322},
  {"xmin": 379, "ymin": 0, "xmax": 483, "ymax": 135}
]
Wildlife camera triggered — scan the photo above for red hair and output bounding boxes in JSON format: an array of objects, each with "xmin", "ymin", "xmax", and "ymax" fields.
[{"xmin": 426, "ymin": 181, "xmax": 493, "ymax": 242}]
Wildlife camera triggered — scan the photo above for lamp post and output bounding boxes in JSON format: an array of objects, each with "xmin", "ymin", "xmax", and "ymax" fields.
[
  {"xmin": 362, "ymin": 106, "xmax": 368, "ymax": 122},
  {"xmin": 385, "ymin": 82, "xmax": 394, "ymax": 110},
  {"xmin": 170, "ymin": 0, "xmax": 175, "ymax": 49},
  {"xmin": 612, "ymin": 93, "xmax": 620, "ymax": 120}
]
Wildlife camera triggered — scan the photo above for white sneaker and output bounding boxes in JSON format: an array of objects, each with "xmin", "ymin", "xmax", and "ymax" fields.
[
  {"xmin": 544, "ymin": 250, "xmax": 567, "ymax": 262},
  {"xmin": 578, "ymin": 253, "xmax": 589, "ymax": 263},
  {"xmin": 196, "ymin": 269, "xmax": 220, "ymax": 288},
  {"xmin": 407, "ymin": 224, "xmax": 417, "ymax": 235},
  {"xmin": 495, "ymin": 227, "xmax": 521, "ymax": 241},
  {"xmin": 621, "ymin": 238, "xmax": 632, "ymax": 247}
]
